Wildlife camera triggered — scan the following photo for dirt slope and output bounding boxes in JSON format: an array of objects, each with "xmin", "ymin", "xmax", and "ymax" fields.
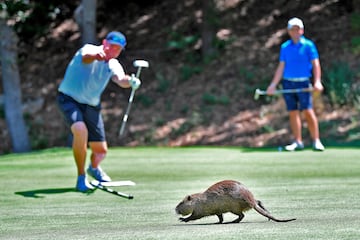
[{"xmin": 0, "ymin": 0, "xmax": 359, "ymax": 153}]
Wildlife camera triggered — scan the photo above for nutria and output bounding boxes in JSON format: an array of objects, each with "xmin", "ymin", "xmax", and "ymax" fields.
[{"xmin": 175, "ymin": 180, "xmax": 296, "ymax": 223}]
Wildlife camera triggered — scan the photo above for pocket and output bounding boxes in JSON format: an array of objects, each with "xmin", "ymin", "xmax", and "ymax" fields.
[
  {"xmin": 57, "ymin": 94, "xmax": 65, "ymax": 103},
  {"xmin": 57, "ymin": 93, "xmax": 73, "ymax": 111}
]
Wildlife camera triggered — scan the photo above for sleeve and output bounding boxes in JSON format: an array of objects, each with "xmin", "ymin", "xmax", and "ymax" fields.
[
  {"xmin": 108, "ymin": 59, "xmax": 125, "ymax": 79},
  {"xmin": 308, "ymin": 41, "xmax": 319, "ymax": 60},
  {"xmin": 80, "ymin": 44, "xmax": 97, "ymax": 55},
  {"xmin": 279, "ymin": 42, "xmax": 287, "ymax": 62}
]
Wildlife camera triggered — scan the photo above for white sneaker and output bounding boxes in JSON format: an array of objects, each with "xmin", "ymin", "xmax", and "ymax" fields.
[
  {"xmin": 87, "ymin": 165, "xmax": 112, "ymax": 182},
  {"xmin": 76, "ymin": 174, "xmax": 94, "ymax": 192},
  {"xmin": 313, "ymin": 140, "xmax": 325, "ymax": 151},
  {"xmin": 284, "ymin": 141, "xmax": 304, "ymax": 151}
]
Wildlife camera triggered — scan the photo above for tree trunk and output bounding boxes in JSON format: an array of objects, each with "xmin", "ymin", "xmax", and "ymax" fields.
[
  {"xmin": 81, "ymin": 0, "xmax": 97, "ymax": 45},
  {"xmin": 0, "ymin": 19, "xmax": 31, "ymax": 153},
  {"xmin": 201, "ymin": 0, "xmax": 216, "ymax": 58},
  {"xmin": 354, "ymin": 0, "xmax": 360, "ymax": 12}
]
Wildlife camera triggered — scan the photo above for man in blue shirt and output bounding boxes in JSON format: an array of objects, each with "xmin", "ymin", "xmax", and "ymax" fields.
[
  {"xmin": 57, "ymin": 31, "xmax": 141, "ymax": 192},
  {"xmin": 266, "ymin": 18, "xmax": 325, "ymax": 151}
]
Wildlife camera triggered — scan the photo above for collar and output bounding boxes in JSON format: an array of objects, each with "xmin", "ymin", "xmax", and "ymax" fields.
[{"xmin": 291, "ymin": 36, "xmax": 306, "ymax": 45}]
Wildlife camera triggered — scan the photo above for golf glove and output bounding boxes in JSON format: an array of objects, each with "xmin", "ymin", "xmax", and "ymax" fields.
[{"xmin": 129, "ymin": 74, "xmax": 141, "ymax": 90}]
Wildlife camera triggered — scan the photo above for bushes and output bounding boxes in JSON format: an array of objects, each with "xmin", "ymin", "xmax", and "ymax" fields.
[{"xmin": 323, "ymin": 61, "xmax": 360, "ymax": 107}]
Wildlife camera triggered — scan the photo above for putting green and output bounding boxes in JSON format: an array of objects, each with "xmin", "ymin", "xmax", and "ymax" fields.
[{"xmin": 0, "ymin": 147, "xmax": 359, "ymax": 239}]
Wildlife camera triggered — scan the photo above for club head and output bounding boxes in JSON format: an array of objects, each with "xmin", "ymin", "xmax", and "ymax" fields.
[
  {"xmin": 254, "ymin": 89, "xmax": 261, "ymax": 100},
  {"xmin": 133, "ymin": 60, "xmax": 149, "ymax": 68}
]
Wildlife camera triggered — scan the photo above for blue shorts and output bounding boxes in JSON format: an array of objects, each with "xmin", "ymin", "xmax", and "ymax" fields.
[
  {"xmin": 281, "ymin": 80, "xmax": 312, "ymax": 111},
  {"xmin": 57, "ymin": 92, "xmax": 106, "ymax": 142}
]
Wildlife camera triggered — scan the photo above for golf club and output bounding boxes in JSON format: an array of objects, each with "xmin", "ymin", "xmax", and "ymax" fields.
[
  {"xmin": 119, "ymin": 60, "xmax": 149, "ymax": 136},
  {"xmin": 95, "ymin": 180, "xmax": 136, "ymax": 187},
  {"xmin": 90, "ymin": 180, "xmax": 134, "ymax": 199},
  {"xmin": 254, "ymin": 87, "xmax": 313, "ymax": 100},
  {"xmin": 133, "ymin": 60, "xmax": 149, "ymax": 77}
]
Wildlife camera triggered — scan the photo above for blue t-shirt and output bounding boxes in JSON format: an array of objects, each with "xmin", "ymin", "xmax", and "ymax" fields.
[
  {"xmin": 280, "ymin": 36, "xmax": 319, "ymax": 79},
  {"xmin": 58, "ymin": 44, "xmax": 125, "ymax": 106}
]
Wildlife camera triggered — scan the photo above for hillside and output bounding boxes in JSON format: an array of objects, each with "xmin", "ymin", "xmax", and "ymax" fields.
[{"xmin": 1, "ymin": 0, "xmax": 359, "ymax": 153}]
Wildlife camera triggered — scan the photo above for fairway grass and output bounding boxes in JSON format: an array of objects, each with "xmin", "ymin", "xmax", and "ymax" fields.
[{"xmin": 0, "ymin": 147, "xmax": 359, "ymax": 240}]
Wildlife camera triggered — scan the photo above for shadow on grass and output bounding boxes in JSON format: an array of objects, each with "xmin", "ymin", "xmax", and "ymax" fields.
[
  {"xmin": 173, "ymin": 220, "xmax": 265, "ymax": 226},
  {"xmin": 15, "ymin": 188, "xmax": 94, "ymax": 198}
]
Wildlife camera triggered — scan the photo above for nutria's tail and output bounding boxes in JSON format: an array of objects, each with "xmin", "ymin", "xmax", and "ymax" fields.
[{"xmin": 254, "ymin": 201, "xmax": 296, "ymax": 222}]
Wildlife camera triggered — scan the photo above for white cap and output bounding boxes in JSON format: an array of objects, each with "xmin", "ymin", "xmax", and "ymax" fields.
[{"xmin": 287, "ymin": 17, "xmax": 304, "ymax": 29}]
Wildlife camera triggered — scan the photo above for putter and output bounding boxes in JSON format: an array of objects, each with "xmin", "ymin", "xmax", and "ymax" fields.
[
  {"xmin": 95, "ymin": 180, "xmax": 136, "ymax": 187},
  {"xmin": 119, "ymin": 60, "xmax": 149, "ymax": 136},
  {"xmin": 90, "ymin": 180, "xmax": 134, "ymax": 199},
  {"xmin": 133, "ymin": 60, "xmax": 149, "ymax": 77},
  {"xmin": 254, "ymin": 87, "xmax": 313, "ymax": 100}
]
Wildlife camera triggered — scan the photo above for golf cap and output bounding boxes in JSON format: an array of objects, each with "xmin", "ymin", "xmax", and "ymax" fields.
[
  {"xmin": 106, "ymin": 31, "xmax": 127, "ymax": 48},
  {"xmin": 287, "ymin": 17, "xmax": 304, "ymax": 29}
]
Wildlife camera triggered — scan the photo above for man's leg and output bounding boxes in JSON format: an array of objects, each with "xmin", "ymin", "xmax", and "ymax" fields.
[
  {"xmin": 71, "ymin": 121, "xmax": 95, "ymax": 191},
  {"xmin": 303, "ymin": 109, "xmax": 319, "ymax": 140},
  {"xmin": 303, "ymin": 109, "xmax": 325, "ymax": 151},
  {"xmin": 87, "ymin": 141, "xmax": 111, "ymax": 182},
  {"xmin": 71, "ymin": 121, "xmax": 88, "ymax": 176},
  {"xmin": 289, "ymin": 110, "xmax": 302, "ymax": 143},
  {"xmin": 89, "ymin": 141, "xmax": 108, "ymax": 168},
  {"xmin": 298, "ymin": 87, "xmax": 324, "ymax": 151},
  {"xmin": 284, "ymin": 110, "xmax": 305, "ymax": 151}
]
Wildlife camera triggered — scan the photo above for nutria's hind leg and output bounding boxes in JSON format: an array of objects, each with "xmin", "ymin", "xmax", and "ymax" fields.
[
  {"xmin": 231, "ymin": 212, "xmax": 244, "ymax": 223},
  {"xmin": 257, "ymin": 200, "xmax": 271, "ymax": 214},
  {"xmin": 216, "ymin": 214, "xmax": 224, "ymax": 223},
  {"xmin": 257, "ymin": 200, "xmax": 271, "ymax": 221}
]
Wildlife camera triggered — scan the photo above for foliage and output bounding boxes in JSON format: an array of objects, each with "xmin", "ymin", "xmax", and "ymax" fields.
[
  {"xmin": 261, "ymin": 124, "xmax": 275, "ymax": 133},
  {"xmin": 24, "ymin": 114, "xmax": 49, "ymax": 149},
  {"xmin": 180, "ymin": 65, "xmax": 202, "ymax": 81},
  {"xmin": 350, "ymin": 12, "xmax": 360, "ymax": 33},
  {"xmin": 239, "ymin": 66, "xmax": 256, "ymax": 81},
  {"xmin": 323, "ymin": 61, "xmax": 358, "ymax": 106},
  {"xmin": 202, "ymin": 92, "xmax": 230, "ymax": 105},
  {"xmin": 0, "ymin": 0, "xmax": 75, "ymax": 42},
  {"xmin": 136, "ymin": 94, "xmax": 155, "ymax": 107},
  {"xmin": 167, "ymin": 30, "xmax": 232, "ymax": 82},
  {"xmin": 167, "ymin": 33, "xmax": 199, "ymax": 50},
  {"xmin": 351, "ymin": 36, "xmax": 360, "ymax": 54},
  {"xmin": 0, "ymin": 0, "xmax": 27, "ymax": 20},
  {"xmin": 154, "ymin": 117, "xmax": 166, "ymax": 127},
  {"xmin": 155, "ymin": 72, "xmax": 171, "ymax": 93},
  {"xmin": 350, "ymin": 13, "xmax": 360, "ymax": 54},
  {"xmin": 170, "ymin": 111, "xmax": 202, "ymax": 138}
]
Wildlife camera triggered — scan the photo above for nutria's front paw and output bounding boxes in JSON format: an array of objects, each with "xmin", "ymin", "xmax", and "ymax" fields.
[{"xmin": 179, "ymin": 217, "xmax": 189, "ymax": 222}]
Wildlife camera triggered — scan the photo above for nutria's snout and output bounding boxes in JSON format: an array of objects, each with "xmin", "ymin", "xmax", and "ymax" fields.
[
  {"xmin": 175, "ymin": 207, "xmax": 180, "ymax": 215},
  {"xmin": 175, "ymin": 196, "xmax": 194, "ymax": 216}
]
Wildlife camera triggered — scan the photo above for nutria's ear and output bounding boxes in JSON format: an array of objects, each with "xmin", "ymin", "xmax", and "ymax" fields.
[{"xmin": 187, "ymin": 195, "xmax": 192, "ymax": 201}]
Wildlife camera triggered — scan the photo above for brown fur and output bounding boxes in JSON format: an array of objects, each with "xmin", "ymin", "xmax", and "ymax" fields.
[{"xmin": 175, "ymin": 180, "xmax": 296, "ymax": 224}]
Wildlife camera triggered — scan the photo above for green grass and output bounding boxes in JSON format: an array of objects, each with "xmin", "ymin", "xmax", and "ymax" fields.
[{"xmin": 0, "ymin": 147, "xmax": 359, "ymax": 240}]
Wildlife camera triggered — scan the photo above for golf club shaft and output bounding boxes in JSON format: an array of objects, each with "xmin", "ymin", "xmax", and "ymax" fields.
[
  {"xmin": 270, "ymin": 87, "xmax": 313, "ymax": 94},
  {"xmin": 119, "ymin": 60, "xmax": 149, "ymax": 137},
  {"xmin": 90, "ymin": 182, "xmax": 134, "ymax": 199},
  {"xmin": 119, "ymin": 66, "xmax": 143, "ymax": 137},
  {"xmin": 119, "ymin": 88, "xmax": 135, "ymax": 136},
  {"xmin": 254, "ymin": 87, "xmax": 313, "ymax": 100},
  {"xmin": 136, "ymin": 67, "xmax": 142, "ymax": 78}
]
